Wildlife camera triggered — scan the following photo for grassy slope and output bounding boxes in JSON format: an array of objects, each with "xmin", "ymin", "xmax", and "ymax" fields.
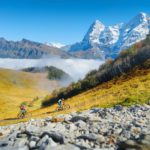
[
  {"xmin": 1, "ymin": 63, "xmax": 149, "ymax": 126},
  {"xmin": 0, "ymin": 68, "xmax": 59, "ymax": 120},
  {"xmin": 42, "ymin": 64, "xmax": 150, "ymax": 112}
]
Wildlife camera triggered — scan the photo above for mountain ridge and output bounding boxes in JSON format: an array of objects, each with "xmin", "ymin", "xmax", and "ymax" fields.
[
  {"xmin": 69, "ymin": 12, "xmax": 150, "ymax": 59},
  {"xmin": 0, "ymin": 38, "xmax": 72, "ymax": 59},
  {"xmin": 0, "ymin": 12, "xmax": 149, "ymax": 59}
]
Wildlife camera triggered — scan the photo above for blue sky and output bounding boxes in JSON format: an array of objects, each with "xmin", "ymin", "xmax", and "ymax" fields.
[{"xmin": 0, "ymin": 0, "xmax": 149, "ymax": 44}]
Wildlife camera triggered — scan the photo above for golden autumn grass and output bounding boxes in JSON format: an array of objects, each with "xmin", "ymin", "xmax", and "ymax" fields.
[
  {"xmin": 1, "ymin": 65, "xmax": 150, "ymax": 126},
  {"xmin": 0, "ymin": 68, "xmax": 59, "ymax": 121},
  {"xmin": 39, "ymin": 67, "xmax": 150, "ymax": 113}
]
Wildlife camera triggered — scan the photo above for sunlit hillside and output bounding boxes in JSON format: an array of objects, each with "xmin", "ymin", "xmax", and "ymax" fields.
[
  {"xmin": 1, "ymin": 60, "xmax": 149, "ymax": 126},
  {"xmin": 39, "ymin": 60, "xmax": 150, "ymax": 112},
  {"xmin": 1, "ymin": 35, "xmax": 150, "ymax": 126},
  {"xmin": 0, "ymin": 68, "xmax": 59, "ymax": 120}
]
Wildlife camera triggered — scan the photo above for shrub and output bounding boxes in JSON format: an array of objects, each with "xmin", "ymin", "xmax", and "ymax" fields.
[
  {"xmin": 119, "ymin": 49, "xmax": 129, "ymax": 58},
  {"xmin": 98, "ymin": 60, "xmax": 112, "ymax": 72},
  {"xmin": 86, "ymin": 69, "xmax": 97, "ymax": 78},
  {"xmin": 145, "ymin": 33, "xmax": 150, "ymax": 43},
  {"xmin": 130, "ymin": 45, "xmax": 137, "ymax": 55},
  {"xmin": 142, "ymin": 59, "xmax": 150, "ymax": 69},
  {"xmin": 20, "ymin": 101, "xmax": 28, "ymax": 106},
  {"xmin": 106, "ymin": 58, "xmax": 113, "ymax": 65},
  {"xmin": 47, "ymin": 66, "xmax": 67, "ymax": 80}
]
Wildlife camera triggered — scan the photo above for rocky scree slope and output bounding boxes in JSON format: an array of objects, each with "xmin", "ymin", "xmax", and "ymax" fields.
[{"xmin": 0, "ymin": 104, "xmax": 150, "ymax": 150}]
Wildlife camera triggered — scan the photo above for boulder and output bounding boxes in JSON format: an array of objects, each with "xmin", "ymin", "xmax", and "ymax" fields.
[
  {"xmin": 45, "ymin": 144, "xmax": 80, "ymax": 150},
  {"xmin": 70, "ymin": 116, "xmax": 89, "ymax": 122},
  {"xmin": 40, "ymin": 132, "xmax": 64, "ymax": 144},
  {"xmin": 77, "ymin": 134, "xmax": 97, "ymax": 141}
]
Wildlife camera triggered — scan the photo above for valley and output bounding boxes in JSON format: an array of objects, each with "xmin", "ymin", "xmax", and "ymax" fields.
[
  {"xmin": 0, "ymin": 34, "xmax": 150, "ymax": 125},
  {"xmin": 0, "ymin": 58, "xmax": 102, "ymax": 80},
  {"xmin": 0, "ymin": 2, "xmax": 150, "ymax": 149},
  {"xmin": 0, "ymin": 57, "xmax": 150, "ymax": 126},
  {"xmin": 0, "ymin": 58, "xmax": 102, "ymax": 122}
]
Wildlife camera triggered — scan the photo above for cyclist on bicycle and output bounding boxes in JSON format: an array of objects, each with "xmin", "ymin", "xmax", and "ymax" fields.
[
  {"xmin": 56, "ymin": 98, "xmax": 70, "ymax": 111},
  {"xmin": 20, "ymin": 104, "xmax": 26, "ymax": 116},
  {"xmin": 58, "ymin": 98, "xmax": 64, "ymax": 108},
  {"xmin": 58, "ymin": 99, "xmax": 62, "ymax": 108}
]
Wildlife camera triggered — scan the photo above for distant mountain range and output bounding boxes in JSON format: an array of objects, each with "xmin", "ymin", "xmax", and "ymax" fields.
[
  {"xmin": 0, "ymin": 12, "xmax": 149, "ymax": 59},
  {"xmin": 0, "ymin": 38, "xmax": 71, "ymax": 59},
  {"xmin": 68, "ymin": 12, "xmax": 150, "ymax": 59}
]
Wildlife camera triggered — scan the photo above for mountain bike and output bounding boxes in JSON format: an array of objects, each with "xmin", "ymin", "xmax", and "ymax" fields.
[
  {"xmin": 56, "ymin": 103, "xmax": 70, "ymax": 111},
  {"xmin": 17, "ymin": 110, "xmax": 32, "ymax": 119}
]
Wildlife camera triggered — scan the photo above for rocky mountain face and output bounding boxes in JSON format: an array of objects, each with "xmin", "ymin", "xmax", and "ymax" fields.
[
  {"xmin": 0, "ymin": 104, "xmax": 150, "ymax": 149},
  {"xmin": 0, "ymin": 38, "xmax": 71, "ymax": 59},
  {"xmin": 69, "ymin": 12, "xmax": 150, "ymax": 59}
]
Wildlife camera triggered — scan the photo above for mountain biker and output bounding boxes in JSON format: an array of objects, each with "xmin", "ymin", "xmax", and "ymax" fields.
[
  {"xmin": 20, "ymin": 104, "xmax": 26, "ymax": 116},
  {"xmin": 58, "ymin": 99, "xmax": 62, "ymax": 108},
  {"xmin": 58, "ymin": 98, "xmax": 64, "ymax": 108}
]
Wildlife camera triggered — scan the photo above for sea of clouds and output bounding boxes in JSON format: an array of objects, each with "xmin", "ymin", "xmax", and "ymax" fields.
[{"xmin": 0, "ymin": 58, "xmax": 104, "ymax": 81}]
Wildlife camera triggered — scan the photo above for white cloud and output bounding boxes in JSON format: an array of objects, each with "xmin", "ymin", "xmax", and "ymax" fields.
[{"xmin": 0, "ymin": 58, "xmax": 104, "ymax": 81}]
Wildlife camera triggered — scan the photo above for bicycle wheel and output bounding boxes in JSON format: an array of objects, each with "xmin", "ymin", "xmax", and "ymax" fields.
[
  {"xmin": 17, "ymin": 112, "xmax": 22, "ymax": 119},
  {"xmin": 56, "ymin": 107, "xmax": 63, "ymax": 112},
  {"xmin": 63, "ymin": 104, "xmax": 70, "ymax": 110},
  {"xmin": 25, "ymin": 112, "xmax": 32, "ymax": 118}
]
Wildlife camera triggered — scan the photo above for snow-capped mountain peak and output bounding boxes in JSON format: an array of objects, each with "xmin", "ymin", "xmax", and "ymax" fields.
[
  {"xmin": 45, "ymin": 42, "xmax": 65, "ymax": 48},
  {"xmin": 124, "ymin": 12, "xmax": 149, "ymax": 29},
  {"xmin": 69, "ymin": 12, "xmax": 150, "ymax": 59},
  {"xmin": 99, "ymin": 23, "xmax": 123, "ymax": 47},
  {"xmin": 118, "ymin": 12, "xmax": 150, "ymax": 50},
  {"xmin": 138, "ymin": 12, "xmax": 149, "ymax": 22},
  {"xmin": 83, "ymin": 20, "xmax": 105, "ymax": 46}
]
